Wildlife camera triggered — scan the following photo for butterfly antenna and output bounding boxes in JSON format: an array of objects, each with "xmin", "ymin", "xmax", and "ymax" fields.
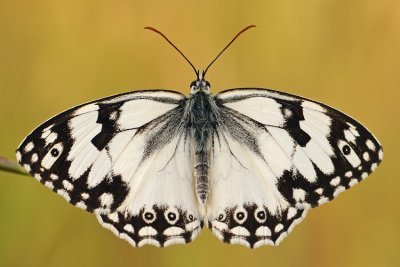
[
  {"xmin": 145, "ymin": 26, "xmax": 199, "ymax": 76},
  {"xmin": 203, "ymin": 25, "xmax": 256, "ymax": 77}
]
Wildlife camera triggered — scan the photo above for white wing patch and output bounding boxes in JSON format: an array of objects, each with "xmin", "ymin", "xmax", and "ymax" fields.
[
  {"xmin": 41, "ymin": 143, "xmax": 64, "ymax": 170},
  {"xmin": 224, "ymin": 96, "xmax": 285, "ymax": 126},
  {"xmin": 117, "ymin": 99, "xmax": 179, "ymax": 130},
  {"xmin": 293, "ymin": 146, "xmax": 318, "ymax": 182}
]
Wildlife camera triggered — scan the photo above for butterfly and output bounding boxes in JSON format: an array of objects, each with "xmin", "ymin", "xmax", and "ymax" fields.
[{"xmin": 16, "ymin": 25, "xmax": 383, "ymax": 248}]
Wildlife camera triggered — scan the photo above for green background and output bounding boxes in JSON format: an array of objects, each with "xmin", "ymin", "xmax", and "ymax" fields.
[{"xmin": 0, "ymin": 1, "xmax": 399, "ymax": 266}]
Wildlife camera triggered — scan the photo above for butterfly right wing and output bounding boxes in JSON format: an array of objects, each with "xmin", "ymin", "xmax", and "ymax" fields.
[
  {"xmin": 206, "ymin": 88, "xmax": 382, "ymax": 248},
  {"xmin": 16, "ymin": 90, "xmax": 202, "ymax": 247}
]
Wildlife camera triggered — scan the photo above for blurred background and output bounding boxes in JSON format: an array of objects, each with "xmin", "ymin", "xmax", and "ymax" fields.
[{"xmin": 0, "ymin": 0, "xmax": 399, "ymax": 266}]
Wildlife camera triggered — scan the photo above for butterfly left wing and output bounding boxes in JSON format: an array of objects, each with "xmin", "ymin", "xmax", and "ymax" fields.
[
  {"xmin": 16, "ymin": 90, "xmax": 202, "ymax": 247},
  {"xmin": 207, "ymin": 88, "xmax": 382, "ymax": 248}
]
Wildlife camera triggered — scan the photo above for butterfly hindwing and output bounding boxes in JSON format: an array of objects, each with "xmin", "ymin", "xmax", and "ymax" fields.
[
  {"xmin": 16, "ymin": 90, "xmax": 203, "ymax": 247},
  {"xmin": 206, "ymin": 88, "xmax": 382, "ymax": 247},
  {"xmin": 96, "ymin": 133, "xmax": 202, "ymax": 247},
  {"xmin": 207, "ymin": 130, "xmax": 309, "ymax": 248}
]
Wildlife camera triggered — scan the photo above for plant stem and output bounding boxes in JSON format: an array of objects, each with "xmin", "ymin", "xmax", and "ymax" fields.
[{"xmin": 0, "ymin": 156, "xmax": 29, "ymax": 176}]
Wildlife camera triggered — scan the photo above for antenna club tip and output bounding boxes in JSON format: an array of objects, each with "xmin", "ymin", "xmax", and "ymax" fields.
[{"xmin": 243, "ymin": 25, "xmax": 257, "ymax": 31}]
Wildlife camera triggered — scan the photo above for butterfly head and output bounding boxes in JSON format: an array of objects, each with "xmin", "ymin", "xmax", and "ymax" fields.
[{"xmin": 190, "ymin": 70, "xmax": 210, "ymax": 94}]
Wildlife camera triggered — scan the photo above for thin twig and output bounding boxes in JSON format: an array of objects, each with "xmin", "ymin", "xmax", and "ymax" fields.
[{"xmin": 0, "ymin": 156, "xmax": 29, "ymax": 176}]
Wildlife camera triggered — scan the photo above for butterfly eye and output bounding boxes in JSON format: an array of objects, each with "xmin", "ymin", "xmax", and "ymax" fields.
[
  {"xmin": 190, "ymin": 81, "xmax": 197, "ymax": 88},
  {"xmin": 254, "ymin": 207, "xmax": 267, "ymax": 223},
  {"xmin": 142, "ymin": 209, "xmax": 157, "ymax": 224},
  {"xmin": 164, "ymin": 207, "xmax": 179, "ymax": 225},
  {"xmin": 234, "ymin": 208, "xmax": 247, "ymax": 224},
  {"xmin": 338, "ymin": 140, "xmax": 361, "ymax": 167},
  {"xmin": 205, "ymin": 81, "xmax": 210, "ymax": 87},
  {"xmin": 41, "ymin": 142, "xmax": 64, "ymax": 170}
]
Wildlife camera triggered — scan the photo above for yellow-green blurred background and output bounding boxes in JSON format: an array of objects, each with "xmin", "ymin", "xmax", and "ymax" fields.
[{"xmin": 0, "ymin": 1, "xmax": 399, "ymax": 266}]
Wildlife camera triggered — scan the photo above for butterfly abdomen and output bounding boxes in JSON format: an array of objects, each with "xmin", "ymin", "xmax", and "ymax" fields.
[{"xmin": 194, "ymin": 151, "xmax": 209, "ymax": 203}]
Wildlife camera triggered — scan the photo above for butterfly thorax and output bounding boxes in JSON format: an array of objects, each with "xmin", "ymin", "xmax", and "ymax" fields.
[{"xmin": 186, "ymin": 88, "xmax": 216, "ymax": 205}]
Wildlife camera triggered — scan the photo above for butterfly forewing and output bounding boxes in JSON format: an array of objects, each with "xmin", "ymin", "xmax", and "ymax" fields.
[{"xmin": 206, "ymin": 88, "xmax": 382, "ymax": 247}]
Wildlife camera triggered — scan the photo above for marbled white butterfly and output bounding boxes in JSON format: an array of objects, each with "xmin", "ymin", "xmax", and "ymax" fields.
[{"xmin": 16, "ymin": 25, "xmax": 383, "ymax": 248}]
